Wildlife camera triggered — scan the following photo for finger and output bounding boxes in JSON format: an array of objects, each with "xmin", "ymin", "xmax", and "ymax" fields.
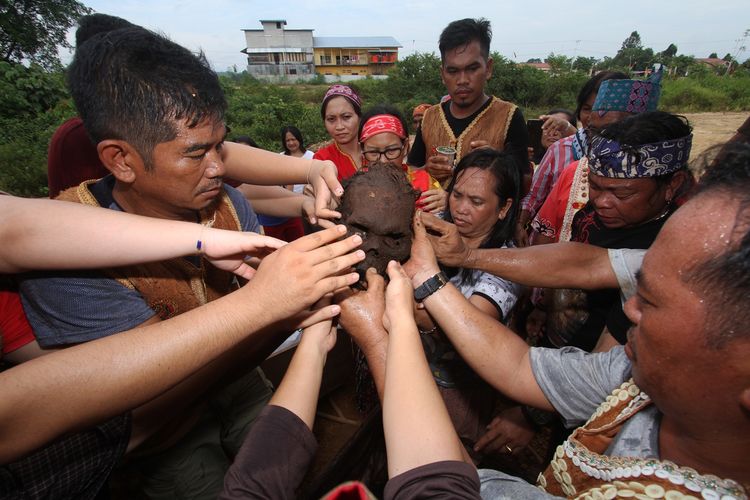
[
  {"xmin": 313, "ymin": 192, "xmax": 333, "ymax": 222},
  {"xmin": 295, "ymin": 304, "xmax": 342, "ymax": 329},
  {"xmin": 365, "ymin": 267, "xmax": 385, "ymax": 294},
  {"xmin": 474, "ymin": 430, "xmax": 503, "ymax": 452},
  {"xmin": 314, "ymin": 272, "xmax": 361, "ymax": 297},
  {"xmin": 291, "ymin": 225, "xmax": 349, "ymax": 252},
  {"xmin": 316, "ymin": 208, "xmax": 342, "ymax": 220},
  {"xmin": 231, "ymin": 263, "xmax": 257, "ymax": 281},
  {"xmin": 386, "ymin": 260, "xmax": 409, "ymax": 282},
  {"xmin": 320, "ymin": 162, "xmax": 344, "ymax": 197},
  {"xmin": 419, "ymin": 211, "xmax": 453, "ymax": 235},
  {"xmin": 308, "ymin": 234, "xmax": 364, "ymax": 268}
]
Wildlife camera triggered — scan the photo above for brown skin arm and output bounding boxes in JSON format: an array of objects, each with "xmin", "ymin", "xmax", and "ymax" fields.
[
  {"xmin": 406, "ymin": 213, "xmax": 552, "ymax": 410},
  {"xmin": 421, "ymin": 212, "xmax": 618, "ymax": 290}
]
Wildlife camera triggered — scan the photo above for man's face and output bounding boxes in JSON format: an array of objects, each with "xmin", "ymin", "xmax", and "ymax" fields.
[
  {"xmin": 588, "ymin": 173, "xmax": 668, "ymax": 229},
  {"xmin": 133, "ymin": 118, "xmax": 227, "ymax": 220},
  {"xmin": 339, "ymin": 178, "xmax": 414, "ymax": 277},
  {"xmin": 623, "ymin": 194, "xmax": 750, "ymax": 423},
  {"xmin": 361, "ymin": 132, "xmax": 407, "ymax": 169},
  {"xmin": 440, "ymin": 40, "xmax": 492, "ymax": 111}
]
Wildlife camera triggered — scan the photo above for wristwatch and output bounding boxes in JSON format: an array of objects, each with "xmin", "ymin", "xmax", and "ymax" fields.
[{"xmin": 413, "ymin": 271, "xmax": 449, "ymax": 302}]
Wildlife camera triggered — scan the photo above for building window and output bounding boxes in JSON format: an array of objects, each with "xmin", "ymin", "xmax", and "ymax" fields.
[
  {"xmin": 276, "ymin": 22, "xmax": 281, "ymax": 29},
  {"xmin": 289, "ymin": 68, "xmax": 297, "ymax": 75}
]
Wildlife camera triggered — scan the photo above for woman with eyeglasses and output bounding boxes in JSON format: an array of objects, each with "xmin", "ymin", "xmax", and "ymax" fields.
[{"xmin": 358, "ymin": 104, "xmax": 446, "ymax": 214}]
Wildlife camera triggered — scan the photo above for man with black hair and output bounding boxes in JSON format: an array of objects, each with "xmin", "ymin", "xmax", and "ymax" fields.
[
  {"xmin": 407, "ymin": 18, "xmax": 529, "ymax": 188},
  {"xmin": 404, "ymin": 142, "xmax": 750, "ymax": 498},
  {"xmin": 18, "ymin": 19, "xmax": 342, "ymax": 500}
]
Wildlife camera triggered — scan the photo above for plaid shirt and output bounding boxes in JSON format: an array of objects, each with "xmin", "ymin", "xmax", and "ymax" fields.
[
  {"xmin": 521, "ymin": 134, "xmax": 577, "ymax": 215},
  {"xmin": 0, "ymin": 413, "xmax": 130, "ymax": 499}
]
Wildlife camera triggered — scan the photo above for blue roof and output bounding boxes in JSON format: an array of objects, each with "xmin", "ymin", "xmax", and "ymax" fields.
[{"xmin": 313, "ymin": 36, "xmax": 401, "ymax": 49}]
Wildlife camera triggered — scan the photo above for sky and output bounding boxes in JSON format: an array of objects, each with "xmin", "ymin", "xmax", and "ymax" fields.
[{"xmin": 68, "ymin": 0, "xmax": 748, "ymax": 72}]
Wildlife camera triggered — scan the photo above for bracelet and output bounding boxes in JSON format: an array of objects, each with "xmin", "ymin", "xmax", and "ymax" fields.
[{"xmin": 196, "ymin": 226, "xmax": 205, "ymax": 254}]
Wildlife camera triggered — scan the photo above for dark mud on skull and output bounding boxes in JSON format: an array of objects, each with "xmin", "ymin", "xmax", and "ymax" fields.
[{"xmin": 339, "ymin": 165, "xmax": 419, "ymax": 284}]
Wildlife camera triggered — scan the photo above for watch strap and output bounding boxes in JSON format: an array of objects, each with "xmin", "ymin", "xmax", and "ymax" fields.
[{"xmin": 413, "ymin": 271, "xmax": 449, "ymax": 302}]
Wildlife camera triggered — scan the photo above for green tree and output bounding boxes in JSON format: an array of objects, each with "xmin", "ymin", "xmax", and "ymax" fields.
[
  {"xmin": 0, "ymin": 0, "xmax": 91, "ymax": 70},
  {"xmin": 708, "ymin": 52, "xmax": 718, "ymax": 59},
  {"xmin": 621, "ymin": 31, "xmax": 642, "ymax": 50},
  {"xmin": 662, "ymin": 44, "xmax": 678, "ymax": 58},
  {"xmin": 545, "ymin": 53, "xmax": 573, "ymax": 75},
  {"xmin": 572, "ymin": 56, "xmax": 597, "ymax": 73},
  {"xmin": 526, "ymin": 58, "xmax": 542, "ymax": 63}
]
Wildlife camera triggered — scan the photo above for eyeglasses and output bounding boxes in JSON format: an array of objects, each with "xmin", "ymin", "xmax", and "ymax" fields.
[{"xmin": 362, "ymin": 145, "xmax": 405, "ymax": 162}]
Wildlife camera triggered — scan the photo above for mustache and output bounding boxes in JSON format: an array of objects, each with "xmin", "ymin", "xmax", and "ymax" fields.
[{"xmin": 199, "ymin": 179, "xmax": 223, "ymax": 193}]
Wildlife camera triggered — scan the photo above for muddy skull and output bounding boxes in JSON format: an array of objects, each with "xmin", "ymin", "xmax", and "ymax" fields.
[{"xmin": 339, "ymin": 166, "xmax": 418, "ymax": 281}]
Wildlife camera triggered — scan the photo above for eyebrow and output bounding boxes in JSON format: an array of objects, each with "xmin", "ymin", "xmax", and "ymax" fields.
[{"xmin": 183, "ymin": 129, "xmax": 228, "ymax": 154}]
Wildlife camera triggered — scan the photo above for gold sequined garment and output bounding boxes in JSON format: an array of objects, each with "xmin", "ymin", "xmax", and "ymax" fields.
[{"xmin": 537, "ymin": 380, "xmax": 747, "ymax": 500}]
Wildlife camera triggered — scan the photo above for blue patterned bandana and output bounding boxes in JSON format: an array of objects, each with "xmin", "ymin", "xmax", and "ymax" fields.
[
  {"xmin": 593, "ymin": 69, "xmax": 662, "ymax": 113},
  {"xmin": 571, "ymin": 128, "xmax": 588, "ymax": 160},
  {"xmin": 587, "ymin": 133, "xmax": 693, "ymax": 178}
]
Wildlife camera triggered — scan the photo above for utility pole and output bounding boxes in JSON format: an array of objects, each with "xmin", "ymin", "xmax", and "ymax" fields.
[
  {"xmin": 570, "ymin": 39, "xmax": 580, "ymax": 71},
  {"xmin": 725, "ymin": 28, "xmax": 748, "ymax": 76}
]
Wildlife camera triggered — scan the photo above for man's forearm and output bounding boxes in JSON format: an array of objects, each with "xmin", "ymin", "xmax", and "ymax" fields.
[
  {"xmin": 464, "ymin": 242, "xmax": 617, "ymax": 290},
  {"xmin": 422, "ymin": 283, "xmax": 552, "ymax": 411}
]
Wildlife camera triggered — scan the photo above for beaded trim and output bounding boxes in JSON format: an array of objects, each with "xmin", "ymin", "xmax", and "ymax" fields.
[{"xmin": 539, "ymin": 380, "xmax": 747, "ymax": 500}]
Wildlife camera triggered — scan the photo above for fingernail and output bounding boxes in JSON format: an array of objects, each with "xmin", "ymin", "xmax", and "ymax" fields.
[
  {"xmin": 356, "ymin": 250, "xmax": 365, "ymax": 258},
  {"xmin": 336, "ymin": 225, "xmax": 346, "ymax": 232},
  {"xmin": 352, "ymin": 235, "xmax": 362, "ymax": 244},
  {"xmin": 336, "ymin": 188, "xmax": 344, "ymax": 196}
]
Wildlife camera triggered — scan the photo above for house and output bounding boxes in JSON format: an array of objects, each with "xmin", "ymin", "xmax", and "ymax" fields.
[
  {"xmin": 241, "ymin": 20, "xmax": 401, "ymax": 81},
  {"xmin": 241, "ymin": 20, "xmax": 315, "ymax": 79},
  {"xmin": 518, "ymin": 62, "xmax": 551, "ymax": 72},
  {"xmin": 313, "ymin": 36, "xmax": 401, "ymax": 80}
]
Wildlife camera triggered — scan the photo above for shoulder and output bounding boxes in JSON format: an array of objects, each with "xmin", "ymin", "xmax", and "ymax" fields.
[
  {"xmin": 18, "ymin": 271, "xmax": 155, "ymax": 347},
  {"xmin": 223, "ymin": 184, "xmax": 259, "ymax": 233}
]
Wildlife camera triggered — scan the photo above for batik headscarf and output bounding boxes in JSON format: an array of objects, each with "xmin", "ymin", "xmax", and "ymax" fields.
[
  {"xmin": 588, "ymin": 132, "xmax": 693, "ymax": 178},
  {"xmin": 322, "ymin": 84, "xmax": 362, "ymax": 112},
  {"xmin": 592, "ymin": 68, "xmax": 662, "ymax": 114}
]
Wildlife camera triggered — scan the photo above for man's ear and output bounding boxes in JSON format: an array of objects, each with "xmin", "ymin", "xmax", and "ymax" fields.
[
  {"xmin": 485, "ymin": 56, "xmax": 493, "ymax": 81},
  {"xmin": 97, "ymin": 140, "xmax": 143, "ymax": 184}
]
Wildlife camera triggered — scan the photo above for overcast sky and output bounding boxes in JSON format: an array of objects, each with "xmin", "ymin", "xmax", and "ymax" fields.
[{"xmin": 70, "ymin": 0, "xmax": 748, "ymax": 72}]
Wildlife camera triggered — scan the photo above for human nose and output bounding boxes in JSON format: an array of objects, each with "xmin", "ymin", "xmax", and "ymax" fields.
[
  {"xmin": 623, "ymin": 296, "xmax": 641, "ymax": 325},
  {"xmin": 205, "ymin": 151, "xmax": 225, "ymax": 178}
]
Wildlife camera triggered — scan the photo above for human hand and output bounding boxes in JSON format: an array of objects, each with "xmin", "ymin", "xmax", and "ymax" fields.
[
  {"xmin": 308, "ymin": 159, "xmax": 343, "ymax": 224},
  {"xmin": 424, "ymin": 154, "xmax": 453, "ymax": 183},
  {"xmin": 418, "ymin": 188, "xmax": 447, "ymax": 214},
  {"xmin": 299, "ymin": 297, "xmax": 338, "ymax": 357},
  {"xmin": 418, "ymin": 211, "xmax": 469, "ymax": 268},
  {"xmin": 474, "ymin": 406, "xmax": 536, "ymax": 456},
  {"xmin": 301, "ymin": 195, "xmax": 335, "ymax": 229},
  {"xmin": 248, "ymin": 225, "xmax": 364, "ymax": 326},
  {"xmin": 540, "ymin": 115, "xmax": 576, "ymax": 138},
  {"xmin": 201, "ymin": 228, "xmax": 285, "ymax": 280},
  {"xmin": 336, "ymin": 268, "xmax": 388, "ymax": 355},
  {"xmin": 468, "ymin": 139, "xmax": 491, "ymax": 151},
  {"xmin": 383, "ymin": 261, "xmax": 417, "ymax": 333},
  {"xmin": 403, "ymin": 211, "xmax": 441, "ymax": 288}
]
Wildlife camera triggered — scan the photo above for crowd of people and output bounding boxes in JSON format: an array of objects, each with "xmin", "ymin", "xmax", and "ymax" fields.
[{"xmin": 1, "ymin": 12, "xmax": 748, "ymax": 500}]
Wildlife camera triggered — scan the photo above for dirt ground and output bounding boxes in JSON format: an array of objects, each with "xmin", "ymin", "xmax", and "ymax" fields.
[{"xmin": 681, "ymin": 111, "xmax": 747, "ymax": 158}]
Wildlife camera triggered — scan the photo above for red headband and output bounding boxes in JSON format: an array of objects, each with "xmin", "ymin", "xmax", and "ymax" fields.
[{"xmin": 360, "ymin": 114, "xmax": 406, "ymax": 143}]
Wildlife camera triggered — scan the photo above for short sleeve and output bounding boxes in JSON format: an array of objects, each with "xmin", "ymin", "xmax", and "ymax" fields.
[
  {"xmin": 19, "ymin": 271, "xmax": 156, "ymax": 347},
  {"xmin": 471, "ymin": 272, "xmax": 521, "ymax": 322},
  {"xmin": 529, "ymin": 346, "xmax": 632, "ymax": 428},
  {"xmin": 224, "ymin": 184, "xmax": 260, "ymax": 233},
  {"xmin": 608, "ymin": 248, "xmax": 645, "ymax": 302}
]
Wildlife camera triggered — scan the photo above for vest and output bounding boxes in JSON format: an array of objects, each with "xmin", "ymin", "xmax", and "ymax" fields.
[
  {"xmin": 421, "ymin": 96, "xmax": 516, "ymax": 168},
  {"xmin": 537, "ymin": 379, "xmax": 748, "ymax": 500},
  {"xmin": 56, "ymin": 180, "xmax": 243, "ymax": 320}
]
